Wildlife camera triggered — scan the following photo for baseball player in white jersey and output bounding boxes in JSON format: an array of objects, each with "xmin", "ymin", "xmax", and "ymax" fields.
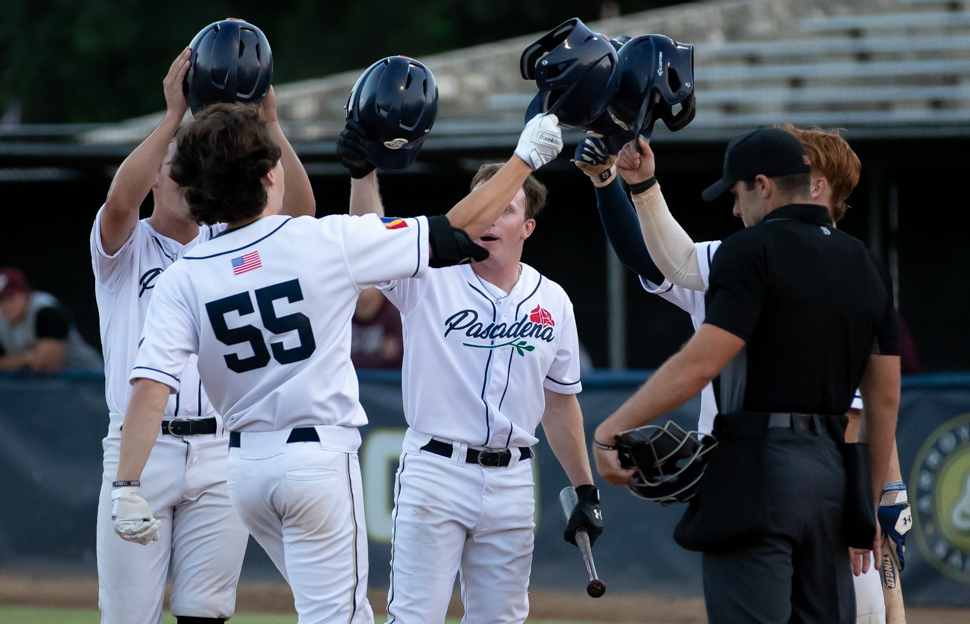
[
  {"xmin": 578, "ymin": 130, "xmax": 910, "ymax": 624},
  {"xmin": 110, "ymin": 104, "xmax": 564, "ymax": 624},
  {"xmin": 91, "ymin": 50, "xmax": 316, "ymax": 624},
  {"xmin": 342, "ymin": 139, "xmax": 601, "ymax": 623}
]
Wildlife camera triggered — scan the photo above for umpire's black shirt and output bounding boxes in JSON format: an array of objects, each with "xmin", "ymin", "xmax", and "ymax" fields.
[{"xmin": 704, "ymin": 203, "xmax": 900, "ymax": 415}]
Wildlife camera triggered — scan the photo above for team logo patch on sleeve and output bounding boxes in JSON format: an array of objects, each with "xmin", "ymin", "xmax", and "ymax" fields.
[
  {"xmin": 232, "ymin": 251, "xmax": 262, "ymax": 275},
  {"xmin": 530, "ymin": 305, "xmax": 555, "ymax": 328},
  {"xmin": 380, "ymin": 217, "xmax": 408, "ymax": 230}
]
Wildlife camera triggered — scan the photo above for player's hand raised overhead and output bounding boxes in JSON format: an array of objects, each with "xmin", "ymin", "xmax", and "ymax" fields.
[
  {"xmin": 258, "ymin": 85, "xmax": 279, "ymax": 125},
  {"xmin": 336, "ymin": 119, "xmax": 377, "ymax": 179},
  {"xmin": 515, "ymin": 113, "xmax": 563, "ymax": 170},
  {"xmin": 573, "ymin": 137, "xmax": 617, "ymax": 186},
  {"xmin": 111, "ymin": 486, "xmax": 161, "ymax": 545},
  {"xmin": 616, "ymin": 136, "xmax": 656, "ymax": 185},
  {"xmin": 164, "ymin": 48, "xmax": 191, "ymax": 121}
]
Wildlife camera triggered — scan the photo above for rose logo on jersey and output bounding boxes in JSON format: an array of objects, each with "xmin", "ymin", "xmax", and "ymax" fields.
[
  {"xmin": 529, "ymin": 305, "xmax": 555, "ymax": 328},
  {"xmin": 911, "ymin": 412, "xmax": 970, "ymax": 583}
]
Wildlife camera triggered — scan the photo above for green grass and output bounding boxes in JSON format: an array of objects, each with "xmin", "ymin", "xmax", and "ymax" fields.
[{"xmin": 0, "ymin": 607, "xmax": 603, "ymax": 624}]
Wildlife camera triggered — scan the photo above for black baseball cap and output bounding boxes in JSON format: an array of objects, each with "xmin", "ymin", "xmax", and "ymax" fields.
[{"xmin": 702, "ymin": 128, "xmax": 812, "ymax": 202}]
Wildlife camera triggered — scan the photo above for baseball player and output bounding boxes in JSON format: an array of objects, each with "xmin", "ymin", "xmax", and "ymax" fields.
[
  {"xmin": 91, "ymin": 50, "xmax": 316, "ymax": 624},
  {"xmin": 338, "ymin": 119, "xmax": 602, "ymax": 624},
  {"xmin": 110, "ymin": 104, "xmax": 563, "ymax": 624},
  {"xmin": 576, "ymin": 127, "xmax": 910, "ymax": 623}
]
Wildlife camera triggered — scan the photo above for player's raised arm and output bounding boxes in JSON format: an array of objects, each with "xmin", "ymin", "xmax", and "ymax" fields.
[
  {"xmin": 101, "ymin": 49, "xmax": 191, "ymax": 255},
  {"xmin": 616, "ymin": 137, "xmax": 705, "ymax": 291},
  {"xmin": 259, "ymin": 87, "xmax": 316, "ymax": 218},
  {"xmin": 335, "ymin": 120, "xmax": 385, "ymax": 217},
  {"xmin": 445, "ymin": 114, "xmax": 562, "ymax": 241}
]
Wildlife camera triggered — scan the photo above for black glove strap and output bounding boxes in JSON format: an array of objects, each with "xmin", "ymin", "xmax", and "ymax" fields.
[
  {"xmin": 427, "ymin": 215, "xmax": 490, "ymax": 268},
  {"xmin": 628, "ymin": 176, "xmax": 658, "ymax": 195}
]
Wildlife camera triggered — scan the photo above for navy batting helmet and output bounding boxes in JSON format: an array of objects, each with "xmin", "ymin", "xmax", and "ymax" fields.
[
  {"xmin": 520, "ymin": 18, "xmax": 618, "ymax": 129},
  {"xmin": 607, "ymin": 35, "xmax": 695, "ymax": 140},
  {"xmin": 184, "ymin": 18, "xmax": 273, "ymax": 115},
  {"xmin": 615, "ymin": 421, "xmax": 717, "ymax": 506},
  {"xmin": 346, "ymin": 56, "xmax": 438, "ymax": 172}
]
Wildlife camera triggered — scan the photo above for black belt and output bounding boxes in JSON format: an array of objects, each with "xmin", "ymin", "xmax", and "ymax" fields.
[
  {"xmin": 420, "ymin": 438, "xmax": 533, "ymax": 467},
  {"xmin": 161, "ymin": 417, "xmax": 218, "ymax": 437},
  {"xmin": 228, "ymin": 427, "xmax": 320, "ymax": 448},
  {"xmin": 768, "ymin": 413, "xmax": 829, "ymax": 433}
]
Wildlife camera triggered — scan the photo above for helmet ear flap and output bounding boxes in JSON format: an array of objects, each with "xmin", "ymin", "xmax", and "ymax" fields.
[
  {"xmin": 520, "ymin": 18, "xmax": 580, "ymax": 79},
  {"xmin": 661, "ymin": 92, "xmax": 696, "ymax": 132}
]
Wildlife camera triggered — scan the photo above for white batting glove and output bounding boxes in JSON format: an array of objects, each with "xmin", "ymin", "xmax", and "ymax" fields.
[
  {"xmin": 515, "ymin": 114, "xmax": 563, "ymax": 170},
  {"xmin": 112, "ymin": 486, "xmax": 161, "ymax": 545}
]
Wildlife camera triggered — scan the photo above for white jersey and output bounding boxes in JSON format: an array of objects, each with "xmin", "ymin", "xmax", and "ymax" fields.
[
  {"xmin": 90, "ymin": 207, "xmax": 224, "ymax": 425},
  {"xmin": 131, "ymin": 213, "xmax": 430, "ymax": 432},
  {"xmin": 380, "ymin": 262, "xmax": 582, "ymax": 449},
  {"xmin": 640, "ymin": 239, "xmax": 862, "ymax": 434}
]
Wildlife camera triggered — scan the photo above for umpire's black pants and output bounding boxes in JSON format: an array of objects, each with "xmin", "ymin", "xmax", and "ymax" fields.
[{"xmin": 702, "ymin": 422, "xmax": 855, "ymax": 624}]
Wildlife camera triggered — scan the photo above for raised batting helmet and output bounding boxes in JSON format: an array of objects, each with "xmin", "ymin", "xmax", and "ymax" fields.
[
  {"xmin": 346, "ymin": 56, "xmax": 438, "ymax": 172},
  {"xmin": 520, "ymin": 18, "xmax": 618, "ymax": 129},
  {"xmin": 615, "ymin": 421, "xmax": 717, "ymax": 506},
  {"xmin": 185, "ymin": 18, "xmax": 273, "ymax": 115},
  {"xmin": 607, "ymin": 35, "xmax": 695, "ymax": 140}
]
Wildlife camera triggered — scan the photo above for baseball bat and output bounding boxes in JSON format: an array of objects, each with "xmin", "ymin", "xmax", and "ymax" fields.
[
  {"xmin": 559, "ymin": 486, "xmax": 607, "ymax": 598},
  {"xmin": 881, "ymin": 533, "xmax": 906, "ymax": 623}
]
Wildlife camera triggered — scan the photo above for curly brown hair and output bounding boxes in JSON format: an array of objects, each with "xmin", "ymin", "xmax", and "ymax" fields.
[
  {"xmin": 470, "ymin": 163, "xmax": 548, "ymax": 220},
  {"xmin": 170, "ymin": 103, "xmax": 282, "ymax": 225},
  {"xmin": 778, "ymin": 123, "xmax": 861, "ymax": 222}
]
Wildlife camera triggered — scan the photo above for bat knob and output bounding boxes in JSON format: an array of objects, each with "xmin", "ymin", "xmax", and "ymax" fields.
[{"xmin": 586, "ymin": 578, "xmax": 606, "ymax": 598}]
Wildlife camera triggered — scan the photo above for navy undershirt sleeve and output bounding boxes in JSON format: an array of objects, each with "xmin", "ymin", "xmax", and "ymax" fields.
[{"xmin": 594, "ymin": 179, "xmax": 665, "ymax": 285}]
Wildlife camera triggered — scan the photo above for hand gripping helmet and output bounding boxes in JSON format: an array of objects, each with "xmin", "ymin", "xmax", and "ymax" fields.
[
  {"xmin": 346, "ymin": 56, "xmax": 438, "ymax": 172},
  {"xmin": 184, "ymin": 18, "xmax": 273, "ymax": 115},
  {"xmin": 606, "ymin": 34, "xmax": 695, "ymax": 140},
  {"xmin": 615, "ymin": 421, "xmax": 717, "ymax": 506},
  {"xmin": 520, "ymin": 18, "xmax": 619, "ymax": 129}
]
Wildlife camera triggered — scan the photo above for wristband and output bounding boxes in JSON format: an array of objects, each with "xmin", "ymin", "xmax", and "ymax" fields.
[
  {"xmin": 882, "ymin": 480, "xmax": 905, "ymax": 492},
  {"xmin": 593, "ymin": 439, "xmax": 617, "ymax": 451},
  {"xmin": 628, "ymin": 176, "xmax": 658, "ymax": 195},
  {"xmin": 112, "ymin": 480, "xmax": 140, "ymax": 488}
]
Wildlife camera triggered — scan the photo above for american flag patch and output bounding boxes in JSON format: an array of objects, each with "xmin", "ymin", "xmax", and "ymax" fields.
[
  {"xmin": 380, "ymin": 217, "xmax": 408, "ymax": 230},
  {"xmin": 231, "ymin": 251, "xmax": 261, "ymax": 275}
]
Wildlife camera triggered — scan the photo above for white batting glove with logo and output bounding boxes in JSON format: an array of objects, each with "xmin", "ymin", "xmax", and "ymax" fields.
[
  {"xmin": 515, "ymin": 114, "xmax": 563, "ymax": 170},
  {"xmin": 112, "ymin": 486, "xmax": 161, "ymax": 545}
]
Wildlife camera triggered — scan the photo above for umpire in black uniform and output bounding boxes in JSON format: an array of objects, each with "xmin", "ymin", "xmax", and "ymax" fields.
[{"xmin": 592, "ymin": 128, "xmax": 900, "ymax": 623}]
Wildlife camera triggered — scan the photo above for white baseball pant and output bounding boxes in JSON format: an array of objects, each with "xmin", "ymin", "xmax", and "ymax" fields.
[
  {"xmin": 227, "ymin": 426, "xmax": 372, "ymax": 624},
  {"xmin": 854, "ymin": 556, "xmax": 886, "ymax": 624},
  {"xmin": 97, "ymin": 421, "xmax": 249, "ymax": 624},
  {"xmin": 385, "ymin": 429, "xmax": 536, "ymax": 624}
]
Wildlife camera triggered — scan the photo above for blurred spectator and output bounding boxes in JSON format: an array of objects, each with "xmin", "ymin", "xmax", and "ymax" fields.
[
  {"xmin": 351, "ymin": 288, "xmax": 403, "ymax": 369},
  {"xmin": 0, "ymin": 267, "xmax": 103, "ymax": 372},
  {"xmin": 897, "ymin": 310, "xmax": 921, "ymax": 375}
]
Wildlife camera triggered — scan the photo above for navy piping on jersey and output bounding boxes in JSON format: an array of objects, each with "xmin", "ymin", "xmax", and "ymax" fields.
[
  {"xmin": 410, "ymin": 218, "xmax": 422, "ymax": 278},
  {"xmin": 174, "ymin": 388, "xmax": 180, "ymax": 417},
  {"xmin": 151, "ymin": 237, "xmax": 177, "ymax": 262},
  {"xmin": 197, "ymin": 381, "xmax": 203, "ymax": 418},
  {"xmin": 660, "ymin": 282, "xmax": 675, "ymax": 294},
  {"xmin": 514, "ymin": 275, "xmax": 543, "ymax": 318},
  {"xmin": 132, "ymin": 366, "xmax": 180, "ymax": 383},
  {"xmin": 467, "ymin": 281, "xmax": 497, "ymax": 445},
  {"xmin": 212, "ymin": 218, "xmax": 261, "ymax": 239},
  {"xmin": 185, "ymin": 218, "xmax": 291, "ymax": 259},
  {"xmin": 545, "ymin": 375, "xmax": 581, "ymax": 386}
]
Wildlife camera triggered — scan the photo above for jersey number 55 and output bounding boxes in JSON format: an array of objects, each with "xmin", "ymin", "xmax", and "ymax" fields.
[{"xmin": 205, "ymin": 279, "xmax": 316, "ymax": 373}]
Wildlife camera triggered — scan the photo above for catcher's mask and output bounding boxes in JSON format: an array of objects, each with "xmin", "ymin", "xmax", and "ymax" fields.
[
  {"xmin": 184, "ymin": 18, "xmax": 273, "ymax": 115},
  {"xmin": 616, "ymin": 421, "xmax": 717, "ymax": 506},
  {"xmin": 520, "ymin": 18, "xmax": 619, "ymax": 129}
]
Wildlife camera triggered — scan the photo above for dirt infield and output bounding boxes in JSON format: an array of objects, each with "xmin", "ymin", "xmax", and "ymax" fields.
[{"xmin": 1, "ymin": 574, "xmax": 967, "ymax": 624}]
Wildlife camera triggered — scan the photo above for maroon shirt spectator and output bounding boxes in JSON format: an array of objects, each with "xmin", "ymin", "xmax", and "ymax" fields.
[{"xmin": 351, "ymin": 288, "xmax": 403, "ymax": 369}]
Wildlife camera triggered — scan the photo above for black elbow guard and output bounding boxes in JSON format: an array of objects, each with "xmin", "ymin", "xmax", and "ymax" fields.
[{"xmin": 427, "ymin": 214, "xmax": 489, "ymax": 268}]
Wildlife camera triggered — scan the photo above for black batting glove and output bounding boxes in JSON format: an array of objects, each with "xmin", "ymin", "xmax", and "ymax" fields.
[
  {"xmin": 336, "ymin": 119, "xmax": 376, "ymax": 179},
  {"xmin": 564, "ymin": 484, "xmax": 604, "ymax": 547}
]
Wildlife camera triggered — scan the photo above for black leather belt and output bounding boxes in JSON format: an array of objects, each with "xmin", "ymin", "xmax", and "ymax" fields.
[
  {"xmin": 420, "ymin": 438, "xmax": 533, "ymax": 467},
  {"xmin": 229, "ymin": 427, "xmax": 320, "ymax": 448},
  {"xmin": 768, "ymin": 413, "xmax": 829, "ymax": 433},
  {"xmin": 161, "ymin": 417, "xmax": 218, "ymax": 437}
]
